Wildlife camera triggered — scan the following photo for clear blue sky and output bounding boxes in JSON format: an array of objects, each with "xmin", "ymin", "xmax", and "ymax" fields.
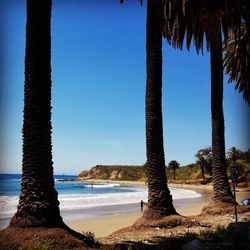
[{"xmin": 1, "ymin": 0, "xmax": 249, "ymax": 175}]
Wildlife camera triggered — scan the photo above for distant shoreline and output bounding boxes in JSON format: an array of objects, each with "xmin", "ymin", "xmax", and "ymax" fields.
[
  {"xmin": 76, "ymin": 178, "xmax": 250, "ymax": 193},
  {"xmin": 76, "ymin": 178, "xmax": 146, "ymax": 187}
]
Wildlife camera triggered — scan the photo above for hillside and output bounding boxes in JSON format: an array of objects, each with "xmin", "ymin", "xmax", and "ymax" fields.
[
  {"xmin": 77, "ymin": 165, "xmax": 146, "ymax": 182},
  {"xmin": 76, "ymin": 164, "xmax": 210, "ymax": 183},
  {"xmin": 77, "ymin": 163, "xmax": 250, "ymax": 187}
]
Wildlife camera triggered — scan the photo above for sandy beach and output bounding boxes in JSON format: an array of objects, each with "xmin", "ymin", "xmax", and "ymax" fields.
[
  {"xmin": 1, "ymin": 180, "xmax": 248, "ymax": 238},
  {"xmin": 66, "ymin": 183, "xmax": 250, "ymax": 238}
]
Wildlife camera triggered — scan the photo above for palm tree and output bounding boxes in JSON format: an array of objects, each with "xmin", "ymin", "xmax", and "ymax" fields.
[
  {"xmin": 223, "ymin": 23, "xmax": 250, "ymax": 105},
  {"xmin": 144, "ymin": 0, "xmax": 177, "ymax": 218},
  {"xmin": 195, "ymin": 152, "xmax": 207, "ymax": 180},
  {"xmin": 195, "ymin": 147, "xmax": 212, "ymax": 179},
  {"xmin": 227, "ymin": 147, "xmax": 242, "ymax": 165},
  {"xmin": 9, "ymin": 0, "xmax": 63, "ymax": 227},
  {"xmin": 209, "ymin": 17, "xmax": 234, "ymax": 202},
  {"xmin": 163, "ymin": 0, "xmax": 248, "ymax": 203},
  {"xmin": 168, "ymin": 160, "xmax": 180, "ymax": 180},
  {"xmin": 120, "ymin": 0, "xmax": 177, "ymax": 218},
  {"xmin": 195, "ymin": 157, "xmax": 206, "ymax": 180}
]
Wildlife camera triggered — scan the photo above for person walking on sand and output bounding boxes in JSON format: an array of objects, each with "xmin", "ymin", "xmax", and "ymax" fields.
[{"xmin": 140, "ymin": 200, "xmax": 144, "ymax": 212}]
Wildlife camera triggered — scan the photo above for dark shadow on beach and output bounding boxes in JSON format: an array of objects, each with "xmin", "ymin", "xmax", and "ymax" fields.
[{"xmin": 101, "ymin": 221, "xmax": 250, "ymax": 250}]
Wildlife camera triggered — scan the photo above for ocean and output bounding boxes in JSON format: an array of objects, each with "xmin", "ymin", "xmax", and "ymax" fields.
[{"xmin": 0, "ymin": 174, "xmax": 201, "ymax": 227}]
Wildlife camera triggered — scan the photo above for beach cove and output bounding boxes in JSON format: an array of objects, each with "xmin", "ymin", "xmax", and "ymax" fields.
[
  {"xmin": 1, "ymin": 174, "xmax": 249, "ymax": 239},
  {"xmin": 0, "ymin": 175, "xmax": 204, "ymax": 223},
  {"xmin": 65, "ymin": 181, "xmax": 249, "ymax": 238},
  {"xmin": 65, "ymin": 186, "xmax": 212, "ymax": 238},
  {"xmin": 0, "ymin": 175, "xmax": 203, "ymax": 226}
]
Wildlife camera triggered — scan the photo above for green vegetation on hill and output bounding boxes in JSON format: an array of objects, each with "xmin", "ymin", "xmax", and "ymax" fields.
[
  {"xmin": 77, "ymin": 165, "xmax": 146, "ymax": 182},
  {"xmin": 77, "ymin": 163, "xmax": 210, "ymax": 183},
  {"xmin": 77, "ymin": 163, "xmax": 212, "ymax": 184},
  {"xmin": 77, "ymin": 149, "xmax": 250, "ymax": 187}
]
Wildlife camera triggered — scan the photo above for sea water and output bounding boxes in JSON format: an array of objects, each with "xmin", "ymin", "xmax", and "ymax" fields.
[{"xmin": 0, "ymin": 174, "xmax": 201, "ymax": 225}]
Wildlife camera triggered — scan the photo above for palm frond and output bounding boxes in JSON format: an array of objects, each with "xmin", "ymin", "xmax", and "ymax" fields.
[
  {"xmin": 162, "ymin": 0, "xmax": 247, "ymax": 54},
  {"xmin": 223, "ymin": 23, "xmax": 250, "ymax": 105}
]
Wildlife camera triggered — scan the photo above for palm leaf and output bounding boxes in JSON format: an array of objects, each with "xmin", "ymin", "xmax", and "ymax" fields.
[{"xmin": 223, "ymin": 23, "xmax": 250, "ymax": 105}]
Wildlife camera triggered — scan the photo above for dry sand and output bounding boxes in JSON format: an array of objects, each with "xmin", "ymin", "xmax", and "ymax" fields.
[
  {"xmin": 67, "ymin": 184, "xmax": 250, "ymax": 238},
  {"xmin": 67, "ymin": 203, "xmax": 206, "ymax": 238}
]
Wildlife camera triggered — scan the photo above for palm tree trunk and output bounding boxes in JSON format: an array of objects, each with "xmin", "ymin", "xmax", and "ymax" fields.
[
  {"xmin": 210, "ymin": 16, "xmax": 234, "ymax": 203},
  {"xmin": 201, "ymin": 165, "xmax": 205, "ymax": 180},
  {"xmin": 9, "ymin": 0, "xmax": 63, "ymax": 227},
  {"xmin": 208, "ymin": 166, "xmax": 212, "ymax": 177},
  {"xmin": 173, "ymin": 169, "xmax": 176, "ymax": 180},
  {"xmin": 144, "ymin": 0, "xmax": 177, "ymax": 218}
]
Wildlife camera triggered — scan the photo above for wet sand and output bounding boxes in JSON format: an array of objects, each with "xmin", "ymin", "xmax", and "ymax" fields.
[
  {"xmin": 66, "ymin": 185, "xmax": 250, "ymax": 238},
  {"xmin": 66, "ymin": 185, "xmax": 211, "ymax": 237}
]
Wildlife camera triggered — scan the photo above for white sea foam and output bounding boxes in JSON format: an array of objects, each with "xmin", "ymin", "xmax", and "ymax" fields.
[
  {"xmin": 83, "ymin": 183, "xmax": 120, "ymax": 188},
  {"xmin": 0, "ymin": 196, "xmax": 20, "ymax": 219},
  {"xmin": 0, "ymin": 187, "xmax": 201, "ymax": 219}
]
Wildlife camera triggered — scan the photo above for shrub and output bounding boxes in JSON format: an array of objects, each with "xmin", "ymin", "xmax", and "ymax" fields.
[
  {"xmin": 18, "ymin": 239, "xmax": 53, "ymax": 250},
  {"xmin": 82, "ymin": 231, "xmax": 101, "ymax": 248}
]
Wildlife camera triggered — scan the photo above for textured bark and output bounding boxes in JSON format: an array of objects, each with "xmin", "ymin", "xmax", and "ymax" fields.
[
  {"xmin": 144, "ymin": 0, "xmax": 177, "ymax": 218},
  {"xmin": 200, "ymin": 165, "xmax": 205, "ymax": 180},
  {"xmin": 210, "ymin": 17, "xmax": 234, "ymax": 203},
  {"xmin": 9, "ymin": 0, "xmax": 63, "ymax": 227}
]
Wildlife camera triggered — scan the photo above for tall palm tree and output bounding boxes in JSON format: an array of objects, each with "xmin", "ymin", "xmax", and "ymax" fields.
[
  {"xmin": 195, "ymin": 157, "xmax": 206, "ymax": 180},
  {"xmin": 195, "ymin": 151, "xmax": 207, "ymax": 180},
  {"xmin": 223, "ymin": 23, "xmax": 250, "ymax": 105},
  {"xmin": 144, "ymin": 0, "xmax": 177, "ymax": 218},
  {"xmin": 120, "ymin": 0, "xmax": 177, "ymax": 219},
  {"xmin": 9, "ymin": 0, "xmax": 63, "ymax": 227},
  {"xmin": 209, "ymin": 18, "xmax": 234, "ymax": 202},
  {"xmin": 163, "ymin": 0, "xmax": 248, "ymax": 203},
  {"xmin": 227, "ymin": 147, "xmax": 242, "ymax": 165},
  {"xmin": 168, "ymin": 160, "xmax": 180, "ymax": 180},
  {"xmin": 195, "ymin": 147, "xmax": 212, "ymax": 179}
]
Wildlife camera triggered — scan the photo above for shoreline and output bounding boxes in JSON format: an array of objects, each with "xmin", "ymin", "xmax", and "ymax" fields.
[
  {"xmin": 1, "ymin": 181, "xmax": 249, "ymax": 238},
  {"xmin": 66, "ymin": 185, "xmax": 213, "ymax": 237},
  {"xmin": 76, "ymin": 178, "xmax": 146, "ymax": 187},
  {"xmin": 0, "ymin": 183, "xmax": 207, "ymax": 229},
  {"xmin": 77, "ymin": 178, "xmax": 250, "ymax": 192},
  {"xmin": 66, "ymin": 184, "xmax": 250, "ymax": 238}
]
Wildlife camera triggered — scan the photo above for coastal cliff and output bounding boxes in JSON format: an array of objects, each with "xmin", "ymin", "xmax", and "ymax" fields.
[
  {"xmin": 76, "ymin": 161, "xmax": 250, "ymax": 188},
  {"xmin": 77, "ymin": 165, "xmax": 146, "ymax": 181}
]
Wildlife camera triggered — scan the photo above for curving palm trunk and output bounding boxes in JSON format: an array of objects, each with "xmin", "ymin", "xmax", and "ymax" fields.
[
  {"xmin": 200, "ymin": 163, "xmax": 205, "ymax": 180},
  {"xmin": 173, "ymin": 169, "xmax": 176, "ymax": 180},
  {"xmin": 9, "ymin": 0, "xmax": 63, "ymax": 227},
  {"xmin": 144, "ymin": 0, "xmax": 177, "ymax": 218},
  {"xmin": 210, "ymin": 17, "xmax": 234, "ymax": 203}
]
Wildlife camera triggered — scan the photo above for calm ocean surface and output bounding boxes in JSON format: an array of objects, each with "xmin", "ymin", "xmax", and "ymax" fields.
[{"xmin": 0, "ymin": 174, "xmax": 201, "ymax": 222}]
